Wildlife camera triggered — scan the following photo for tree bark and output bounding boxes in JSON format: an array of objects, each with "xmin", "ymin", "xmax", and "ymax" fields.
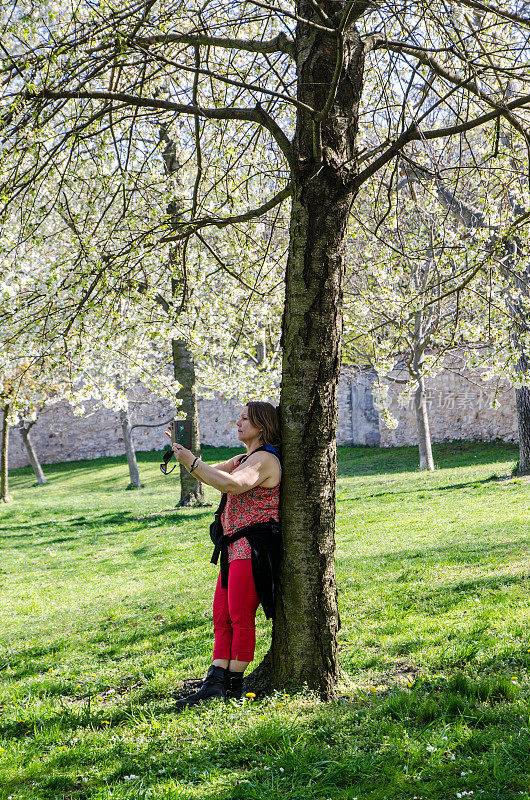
[
  {"xmin": 119, "ymin": 403, "xmax": 142, "ymax": 489},
  {"xmin": 515, "ymin": 385, "xmax": 530, "ymax": 474},
  {"xmin": 413, "ymin": 375, "xmax": 434, "ymax": 471},
  {"xmin": 19, "ymin": 422, "xmax": 47, "ymax": 485},
  {"xmin": 160, "ymin": 124, "xmax": 206, "ymax": 508},
  {"xmin": 259, "ymin": 4, "xmax": 365, "ymax": 698},
  {"xmin": 508, "ymin": 262, "xmax": 530, "ymax": 476},
  {"xmin": 1, "ymin": 403, "xmax": 12, "ymax": 503},
  {"xmin": 411, "ymin": 309, "xmax": 434, "ymax": 471},
  {"xmin": 171, "ymin": 338, "xmax": 205, "ymax": 506},
  {"xmin": 409, "ymin": 304, "xmax": 434, "ymax": 472},
  {"xmin": 515, "ymin": 352, "xmax": 530, "ymax": 475}
]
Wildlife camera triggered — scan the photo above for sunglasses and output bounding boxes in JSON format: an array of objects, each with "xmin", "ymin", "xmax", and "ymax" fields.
[{"xmin": 160, "ymin": 448, "xmax": 176, "ymax": 475}]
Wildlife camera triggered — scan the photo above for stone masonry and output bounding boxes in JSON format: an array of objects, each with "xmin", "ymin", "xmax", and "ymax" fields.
[{"xmin": 5, "ymin": 364, "xmax": 518, "ymax": 469}]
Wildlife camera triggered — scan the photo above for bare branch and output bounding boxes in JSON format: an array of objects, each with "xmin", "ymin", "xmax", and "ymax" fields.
[
  {"xmin": 354, "ymin": 90, "xmax": 530, "ymax": 191},
  {"xmin": 454, "ymin": 0, "xmax": 530, "ymax": 27},
  {"xmin": 161, "ymin": 184, "xmax": 292, "ymax": 241},
  {"xmin": 379, "ymin": 39, "xmax": 530, "ymax": 140},
  {"xmin": 130, "ymin": 31, "xmax": 295, "ymax": 59},
  {"xmin": 24, "ymin": 88, "xmax": 295, "ymax": 168}
]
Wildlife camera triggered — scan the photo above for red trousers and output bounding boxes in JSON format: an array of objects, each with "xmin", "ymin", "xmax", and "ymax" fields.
[{"xmin": 212, "ymin": 558, "xmax": 260, "ymax": 662}]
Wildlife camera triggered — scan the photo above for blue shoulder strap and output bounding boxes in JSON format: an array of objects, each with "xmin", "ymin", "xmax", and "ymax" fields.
[{"xmin": 262, "ymin": 444, "xmax": 282, "ymax": 464}]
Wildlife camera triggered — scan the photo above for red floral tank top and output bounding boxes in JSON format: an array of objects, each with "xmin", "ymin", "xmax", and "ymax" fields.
[{"xmin": 221, "ymin": 456, "xmax": 280, "ymax": 563}]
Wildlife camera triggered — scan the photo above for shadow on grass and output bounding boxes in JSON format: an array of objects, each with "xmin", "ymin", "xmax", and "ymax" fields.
[
  {"xmin": 337, "ymin": 477, "xmax": 505, "ymax": 503},
  {"xmin": 2, "ymin": 615, "xmax": 207, "ymax": 684},
  {"xmin": 89, "ymin": 615, "xmax": 208, "ymax": 651},
  {"xmin": 3, "ymin": 665, "xmax": 530, "ymax": 800},
  {"xmin": 0, "ymin": 508, "xmax": 213, "ymax": 541},
  {"xmin": 393, "ymin": 571, "xmax": 530, "ymax": 628},
  {"xmin": 373, "ymin": 535, "xmax": 530, "ymax": 567},
  {"xmin": 337, "ymin": 440, "xmax": 518, "ymax": 479}
]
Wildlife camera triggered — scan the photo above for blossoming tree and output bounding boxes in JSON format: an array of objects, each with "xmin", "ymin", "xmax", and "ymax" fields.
[{"xmin": 3, "ymin": 0, "xmax": 530, "ymax": 695}]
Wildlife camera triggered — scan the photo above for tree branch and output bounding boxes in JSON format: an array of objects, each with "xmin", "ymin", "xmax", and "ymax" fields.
[
  {"xmin": 161, "ymin": 184, "xmax": 292, "ymax": 242},
  {"xmin": 454, "ymin": 0, "xmax": 530, "ymax": 27},
  {"xmin": 130, "ymin": 416, "xmax": 175, "ymax": 431},
  {"xmin": 28, "ymin": 89, "xmax": 295, "ymax": 168},
  {"xmin": 343, "ymin": 0, "xmax": 376, "ymax": 26},
  {"xmin": 194, "ymin": 233, "xmax": 269, "ymax": 296},
  {"xmin": 130, "ymin": 32, "xmax": 295, "ymax": 59},
  {"xmin": 132, "ymin": 47, "xmax": 311, "ymax": 114},
  {"xmin": 353, "ymin": 91, "xmax": 530, "ymax": 191},
  {"xmin": 379, "ymin": 39, "xmax": 530, "ymax": 139},
  {"xmin": 421, "ymin": 92, "xmax": 530, "ymax": 139},
  {"xmin": 353, "ymin": 123, "xmax": 419, "ymax": 190}
]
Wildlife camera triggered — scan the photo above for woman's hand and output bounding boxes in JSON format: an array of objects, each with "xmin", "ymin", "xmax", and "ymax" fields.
[
  {"xmin": 164, "ymin": 429, "xmax": 196, "ymax": 471},
  {"xmin": 172, "ymin": 443, "xmax": 195, "ymax": 469}
]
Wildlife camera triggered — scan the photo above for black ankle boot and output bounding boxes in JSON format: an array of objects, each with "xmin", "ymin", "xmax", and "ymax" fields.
[
  {"xmin": 175, "ymin": 665, "xmax": 227, "ymax": 711},
  {"xmin": 225, "ymin": 670, "xmax": 245, "ymax": 701}
]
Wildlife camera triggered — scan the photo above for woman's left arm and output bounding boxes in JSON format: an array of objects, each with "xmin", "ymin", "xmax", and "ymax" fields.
[{"xmin": 172, "ymin": 446, "xmax": 275, "ymax": 494}]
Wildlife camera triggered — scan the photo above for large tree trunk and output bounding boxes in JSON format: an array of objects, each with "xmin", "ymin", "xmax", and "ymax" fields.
[
  {"xmin": 1, "ymin": 403, "xmax": 12, "ymax": 503},
  {"xmin": 119, "ymin": 403, "xmax": 142, "ymax": 489},
  {"xmin": 260, "ymin": 4, "xmax": 364, "ymax": 698},
  {"xmin": 171, "ymin": 338, "xmax": 205, "ymax": 506},
  {"xmin": 19, "ymin": 422, "xmax": 47, "ymax": 485}
]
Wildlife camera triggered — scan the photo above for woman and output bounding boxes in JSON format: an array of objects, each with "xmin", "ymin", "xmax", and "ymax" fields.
[{"xmin": 170, "ymin": 401, "xmax": 282, "ymax": 710}]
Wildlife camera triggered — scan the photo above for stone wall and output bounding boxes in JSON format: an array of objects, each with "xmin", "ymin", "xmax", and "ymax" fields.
[
  {"xmin": 5, "ymin": 387, "xmax": 268, "ymax": 469},
  {"xmin": 5, "ymin": 390, "xmax": 179, "ymax": 470},
  {"xmin": 378, "ymin": 366, "xmax": 517, "ymax": 447},
  {"xmin": 347, "ymin": 364, "xmax": 517, "ymax": 448},
  {"xmin": 4, "ymin": 364, "xmax": 519, "ymax": 470}
]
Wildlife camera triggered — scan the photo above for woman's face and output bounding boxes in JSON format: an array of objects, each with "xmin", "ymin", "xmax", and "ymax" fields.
[{"xmin": 236, "ymin": 406, "xmax": 262, "ymax": 443}]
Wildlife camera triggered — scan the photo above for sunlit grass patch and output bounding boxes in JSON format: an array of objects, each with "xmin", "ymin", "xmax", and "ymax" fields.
[{"xmin": 1, "ymin": 441, "xmax": 529, "ymax": 799}]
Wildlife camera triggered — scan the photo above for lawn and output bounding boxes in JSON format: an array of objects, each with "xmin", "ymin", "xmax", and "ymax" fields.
[{"xmin": 0, "ymin": 441, "xmax": 529, "ymax": 800}]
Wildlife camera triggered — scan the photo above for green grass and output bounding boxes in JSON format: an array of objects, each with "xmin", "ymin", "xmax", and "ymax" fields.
[{"xmin": 1, "ymin": 441, "xmax": 529, "ymax": 800}]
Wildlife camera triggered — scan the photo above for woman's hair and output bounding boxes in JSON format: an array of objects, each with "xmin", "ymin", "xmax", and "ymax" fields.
[{"xmin": 246, "ymin": 401, "xmax": 281, "ymax": 446}]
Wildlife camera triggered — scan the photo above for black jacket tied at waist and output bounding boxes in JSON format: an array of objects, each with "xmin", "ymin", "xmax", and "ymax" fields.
[{"xmin": 209, "ymin": 498, "xmax": 282, "ymax": 620}]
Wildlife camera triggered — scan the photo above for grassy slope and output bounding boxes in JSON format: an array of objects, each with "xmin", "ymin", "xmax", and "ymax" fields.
[{"xmin": 0, "ymin": 442, "xmax": 529, "ymax": 800}]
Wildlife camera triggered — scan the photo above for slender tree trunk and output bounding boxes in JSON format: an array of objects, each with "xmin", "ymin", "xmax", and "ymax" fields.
[
  {"xmin": 509, "ymin": 263, "xmax": 530, "ymax": 476},
  {"xmin": 1, "ymin": 403, "xmax": 12, "ymax": 503},
  {"xmin": 516, "ymin": 385, "xmax": 530, "ymax": 474},
  {"xmin": 410, "ymin": 309, "xmax": 434, "ymax": 471},
  {"xmin": 515, "ymin": 354, "xmax": 530, "ymax": 475},
  {"xmin": 413, "ymin": 375, "xmax": 434, "ymax": 471},
  {"xmin": 253, "ymin": 5, "xmax": 365, "ymax": 698},
  {"xmin": 159, "ymin": 127, "xmax": 206, "ymax": 508},
  {"xmin": 19, "ymin": 422, "xmax": 47, "ymax": 485},
  {"xmin": 172, "ymin": 338, "xmax": 205, "ymax": 506},
  {"xmin": 119, "ymin": 403, "xmax": 142, "ymax": 489}
]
